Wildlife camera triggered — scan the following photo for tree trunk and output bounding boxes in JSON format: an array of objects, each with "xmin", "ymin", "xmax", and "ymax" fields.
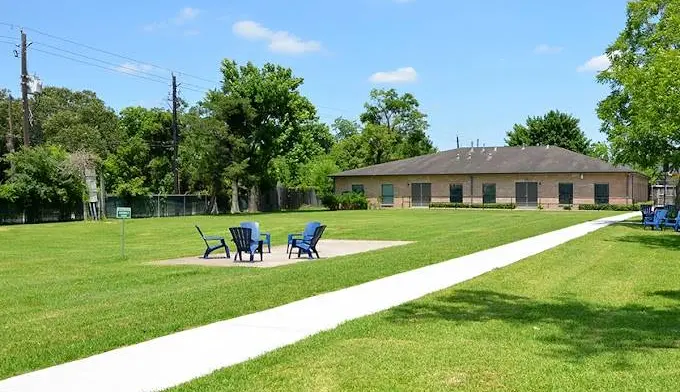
[
  {"xmin": 248, "ymin": 185, "xmax": 258, "ymax": 213},
  {"xmin": 230, "ymin": 180, "xmax": 240, "ymax": 214},
  {"xmin": 210, "ymin": 194, "xmax": 219, "ymax": 214}
]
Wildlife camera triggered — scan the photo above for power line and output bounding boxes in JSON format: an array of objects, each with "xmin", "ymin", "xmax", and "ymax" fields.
[
  {"xmin": 32, "ymin": 41, "xmax": 169, "ymax": 84},
  {"xmin": 0, "ymin": 35, "xmax": 17, "ymax": 40},
  {"xmin": 19, "ymin": 24, "xmax": 221, "ymax": 86},
  {"xmin": 31, "ymin": 47, "xmax": 173, "ymax": 87},
  {"xmin": 0, "ymin": 40, "xmax": 17, "ymax": 45}
]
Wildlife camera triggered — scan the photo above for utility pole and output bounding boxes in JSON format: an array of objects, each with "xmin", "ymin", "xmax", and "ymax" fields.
[
  {"xmin": 171, "ymin": 74, "xmax": 179, "ymax": 194},
  {"xmin": 456, "ymin": 135, "xmax": 460, "ymax": 149},
  {"xmin": 20, "ymin": 30, "xmax": 30, "ymax": 147}
]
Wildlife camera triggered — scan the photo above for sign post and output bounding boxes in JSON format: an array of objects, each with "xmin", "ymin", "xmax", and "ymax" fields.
[{"xmin": 116, "ymin": 207, "xmax": 131, "ymax": 257}]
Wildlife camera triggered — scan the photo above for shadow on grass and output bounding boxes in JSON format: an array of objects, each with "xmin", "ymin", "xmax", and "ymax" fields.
[
  {"xmin": 649, "ymin": 290, "xmax": 680, "ymax": 301},
  {"xmin": 606, "ymin": 222, "xmax": 680, "ymax": 249},
  {"xmin": 387, "ymin": 290, "xmax": 680, "ymax": 366}
]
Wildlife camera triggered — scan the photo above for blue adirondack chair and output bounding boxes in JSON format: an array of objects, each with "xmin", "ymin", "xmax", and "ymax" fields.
[
  {"xmin": 195, "ymin": 225, "xmax": 230, "ymax": 259},
  {"xmin": 229, "ymin": 227, "xmax": 263, "ymax": 262},
  {"xmin": 640, "ymin": 205, "xmax": 653, "ymax": 223},
  {"xmin": 240, "ymin": 221, "xmax": 271, "ymax": 253},
  {"xmin": 287, "ymin": 221, "xmax": 321, "ymax": 253},
  {"xmin": 662, "ymin": 206, "xmax": 678, "ymax": 230},
  {"xmin": 643, "ymin": 208, "xmax": 667, "ymax": 230},
  {"xmin": 289, "ymin": 225, "xmax": 326, "ymax": 259}
]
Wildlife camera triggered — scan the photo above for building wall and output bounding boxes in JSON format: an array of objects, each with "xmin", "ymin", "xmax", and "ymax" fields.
[{"xmin": 334, "ymin": 172, "xmax": 650, "ymax": 208}]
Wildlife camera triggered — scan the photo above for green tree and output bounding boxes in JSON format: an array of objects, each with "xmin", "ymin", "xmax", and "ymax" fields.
[
  {"xmin": 32, "ymin": 87, "xmax": 120, "ymax": 156},
  {"xmin": 505, "ymin": 110, "xmax": 591, "ymax": 154},
  {"xmin": 589, "ymin": 141, "xmax": 611, "ymax": 162},
  {"xmin": 0, "ymin": 145, "xmax": 85, "ymax": 222},
  {"xmin": 104, "ymin": 106, "xmax": 176, "ymax": 195},
  {"xmin": 359, "ymin": 88, "xmax": 435, "ymax": 159},
  {"xmin": 180, "ymin": 105, "xmax": 248, "ymax": 214},
  {"xmin": 206, "ymin": 60, "xmax": 317, "ymax": 212},
  {"xmin": 331, "ymin": 117, "xmax": 360, "ymax": 140},
  {"xmin": 596, "ymin": 0, "xmax": 680, "ymax": 190}
]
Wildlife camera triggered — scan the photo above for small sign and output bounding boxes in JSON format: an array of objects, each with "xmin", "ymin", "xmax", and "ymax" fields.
[{"xmin": 116, "ymin": 207, "xmax": 132, "ymax": 219}]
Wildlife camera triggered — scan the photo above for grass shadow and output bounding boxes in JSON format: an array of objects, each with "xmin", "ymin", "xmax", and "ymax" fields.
[
  {"xmin": 386, "ymin": 290, "xmax": 680, "ymax": 366},
  {"xmin": 649, "ymin": 290, "xmax": 680, "ymax": 301}
]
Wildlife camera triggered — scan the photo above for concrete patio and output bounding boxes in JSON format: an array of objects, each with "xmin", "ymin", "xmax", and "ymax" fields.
[{"xmin": 153, "ymin": 239, "xmax": 413, "ymax": 268}]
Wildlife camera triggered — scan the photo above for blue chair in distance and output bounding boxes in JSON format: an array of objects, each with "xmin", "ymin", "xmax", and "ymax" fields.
[
  {"xmin": 195, "ymin": 225, "xmax": 230, "ymax": 259},
  {"xmin": 229, "ymin": 227, "xmax": 262, "ymax": 262},
  {"xmin": 287, "ymin": 221, "xmax": 321, "ymax": 253},
  {"xmin": 640, "ymin": 205, "xmax": 653, "ymax": 223},
  {"xmin": 289, "ymin": 225, "xmax": 326, "ymax": 259},
  {"xmin": 643, "ymin": 208, "xmax": 667, "ymax": 230},
  {"xmin": 240, "ymin": 221, "xmax": 271, "ymax": 253},
  {"xmin": 662, "ymin": 206, "xmax": 678, "ymax": 231}
]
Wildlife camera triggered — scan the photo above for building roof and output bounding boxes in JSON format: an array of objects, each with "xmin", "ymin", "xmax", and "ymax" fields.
[{"xmin": 331, "ymin": 146, "xmax": 639, "ymax": 177}]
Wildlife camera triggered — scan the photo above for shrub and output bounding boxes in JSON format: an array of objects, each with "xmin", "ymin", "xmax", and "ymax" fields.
[
  {"xmin": 577, "ymin": 204, "xmax": 640, "ymax": 211},
  {"xmin": 338, "ymin": 192, "xmax": 368, "ymax": 210},
  {"xmin": 562, "ymin": 205, "xmax": 572, "ymax": 211},
  {"xmin": 322, "ymin": 192, "xmax": 368, "ymax": 211},
  {"xmin": 429, "ymin": 202, "xmax": 516, "ymax": 209},
  {"xmin": 321, "ymin": 194, "xmax": 339, "ymax": 211}
]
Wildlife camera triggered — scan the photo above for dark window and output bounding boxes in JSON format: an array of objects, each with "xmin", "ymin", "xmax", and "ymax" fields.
[
  {"xmin": 594, "ymin": 183, "xmax": 609, "ymax": 204},
  {"xmin": 449, "ymin": 184, "xmax": 463, "ymax": 203},
  {"xmin": 483, "ymin": 183, "xmax": 496, "ymax": 204},
  {"xmin": 381, "ymin": 184, "xmax": 394, "ymax": 205},
  {"xmin": 351, "ymin": 184, "xmax": 364, "ymax": 194},
  {"xmin": 559, "ymin": 183, "xmax": 573, "ymax": 205}
]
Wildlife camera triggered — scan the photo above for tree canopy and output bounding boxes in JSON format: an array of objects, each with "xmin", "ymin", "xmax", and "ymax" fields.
[
  {"xmin": 505, "ymin": 110, "xmax": 591, "ymax": 155},
  {"xmin": 597, "ymin": 0, "xmax": 680, "ymax": 175}
]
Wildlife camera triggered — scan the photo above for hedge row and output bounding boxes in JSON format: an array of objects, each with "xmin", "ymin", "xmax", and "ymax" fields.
[
  {"xmin": 429, "ymin": 202, "xmax": 517, "ymax": 209},
  {"xmin": 321, "ymin": 192, "xmax": 368, "ymax": 211},
  {"xmin": 577, "ymin": 204, "xmax": 641, "ymax": 211}
]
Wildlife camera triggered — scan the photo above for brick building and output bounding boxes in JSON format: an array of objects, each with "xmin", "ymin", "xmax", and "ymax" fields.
[{"xmin": 331, "ymin": 146, "xmax": 649, "ymax": 209}]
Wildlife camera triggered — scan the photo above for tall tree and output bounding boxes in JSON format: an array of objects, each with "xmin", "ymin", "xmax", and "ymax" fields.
[
  {"xmin": 597, "ymin": 0, "xmax": 680, "ymax": 181},
  {"xmin": 104, "ymin": 106, "xmax": 175, "ymax": 195},
  {"xmin": 505, "ymin": 110, "xmax": 591, "ymax": 154},
  {"xmin": 180, "ymin": 104, "xmax": 249, "ymax": 214},
  {"xmin": 31, "ymin": 87, "xmax": 120, "ymax": 156},
  {"xmin": 359, "ymin": 88, "xmax": 435, "ymax": 158},
  {"xmin": 206, "ymin": 60, "xmax": 317, "ymax": 212}
]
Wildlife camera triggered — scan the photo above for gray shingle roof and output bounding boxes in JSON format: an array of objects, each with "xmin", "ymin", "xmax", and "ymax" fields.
[{"xmin": 331, "ymin": 146, "xmax": 638, "ymax": 177}]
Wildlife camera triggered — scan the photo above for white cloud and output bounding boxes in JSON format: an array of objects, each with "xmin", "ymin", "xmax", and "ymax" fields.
[
  {"xmin": 232, "ymin": 20, "xmax": 322, "ymax": 54},
  {"xmin": 116, "ymin": 62, "xmax": 154, "ymax": 75},
  {"xmin": 144, "ymin": 7, "xmax": 200, "ymax": 32},
  {"xmin": 577, "ymin": 54, "xmax": 611, "ymax": 72},
  {"xmin": 534, "ymin": 44, "xmax": 563, "ymax": 54},
  {"xmin": 368, "ymin": 67, "xmax": 418, "ymax": 84}
]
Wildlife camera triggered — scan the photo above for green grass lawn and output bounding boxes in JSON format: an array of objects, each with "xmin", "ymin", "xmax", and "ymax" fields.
[
  {"xmin": 0, "ymin": 209, "xmax": 616, "ymax": 380},
  {"xmin": 168, "ymin": 221, "xmax": 680, "ymax": 392}
]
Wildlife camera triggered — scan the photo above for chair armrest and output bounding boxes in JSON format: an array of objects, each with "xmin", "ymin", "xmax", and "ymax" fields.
[{"xmin": 203, "ymin": 235, "xmax": 224, "ymax": 241}]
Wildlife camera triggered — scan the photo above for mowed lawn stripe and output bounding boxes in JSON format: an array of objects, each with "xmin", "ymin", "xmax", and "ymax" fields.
[
  {"xmin": 167, "ymin": 221, "xmax": 680, "ymax": 392},
  {"xmin": 0, "ymin": 210, "xmax": 614, "ymax": 379}
]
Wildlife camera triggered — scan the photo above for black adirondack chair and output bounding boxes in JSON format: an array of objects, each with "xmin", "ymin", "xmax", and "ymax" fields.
[
  {"xmin": 195, "ymin": 225, "xmax": 230, "ymax": 259},
  {"xmin": 229, "ymin": 227, "xmax": 263, "ymax": 262},
  {"xmin": 289, "ymin": 225, "xmax": 326, "ymax": 259}
]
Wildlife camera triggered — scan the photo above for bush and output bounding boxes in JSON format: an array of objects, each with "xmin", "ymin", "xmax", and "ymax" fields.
[
  {"xmin": 321, "ymin": 194, "xmax": 339, "ymax": 211},
  {"xmin": 321, "ymin": 192, "xmax": 368, "ymax": 211},
  {"xmin": 577, "ymin": 204, "xmax": 640, "ymax": 211},
  {"xmin": 429, "ymin": 202, "xmax": 516, "ymax": 209},
  {"xmin": 562, "ymin": 205, "xmax": 572, "ymax": 211}
]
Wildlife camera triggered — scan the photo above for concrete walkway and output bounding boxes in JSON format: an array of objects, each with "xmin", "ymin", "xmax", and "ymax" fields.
[{"xmin": 0, "ymin": 212, "xmax": 638, "ymax": 392}]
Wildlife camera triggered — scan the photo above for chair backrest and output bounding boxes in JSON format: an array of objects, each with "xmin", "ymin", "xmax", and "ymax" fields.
[
  {"xmin": 195, "ymin": 225, "xmax": 208, "ymax": 245},
  {"xmin": 229, "ymin": 227, "xmax": 252, "ymax": 252},
  {"xmin": 308, "ymin": 225, "xmax": 326, "ymax": 247},
  {"xmin": 240, "ymin": 221, "xmax": 260, "ymax": 242},
  {"xmin": 641, "ymin": 205, "xmax": 652, "ymax": 214},
  {"xmin": 655, "ymin": 209, "xmax": 668, "ymax": 221},
  {"xmin": 303, "ymin": 221, "xmax": 321, "ymax": 240}
]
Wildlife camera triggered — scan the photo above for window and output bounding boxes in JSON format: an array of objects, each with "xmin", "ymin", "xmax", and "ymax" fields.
[
  {"xmin": 559, "ymin": 183, "xmax": 573, "ymax": 205},
  {"xmin": 449, "ymin": 184, "xmax": 463, "ymax": 203},
  {"xmin": 594, "ymin": 184, "xmax": 609, "ymax": 204},
  {"xmin": 351, "ymin": 184, "xmax": 364, "ymax": 194},
  {"xmin": 381, "ymin": 184, "xmax": 394, "ymax": 205},
  {"xmin": 482, "ymin": 183, "xmax": 496, "ymax": 204}
]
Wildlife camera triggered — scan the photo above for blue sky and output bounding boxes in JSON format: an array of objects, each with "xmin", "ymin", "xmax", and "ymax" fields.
[{"xmin": 1, "ymin": 0, "xmax": 627, "ymax": 150}]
